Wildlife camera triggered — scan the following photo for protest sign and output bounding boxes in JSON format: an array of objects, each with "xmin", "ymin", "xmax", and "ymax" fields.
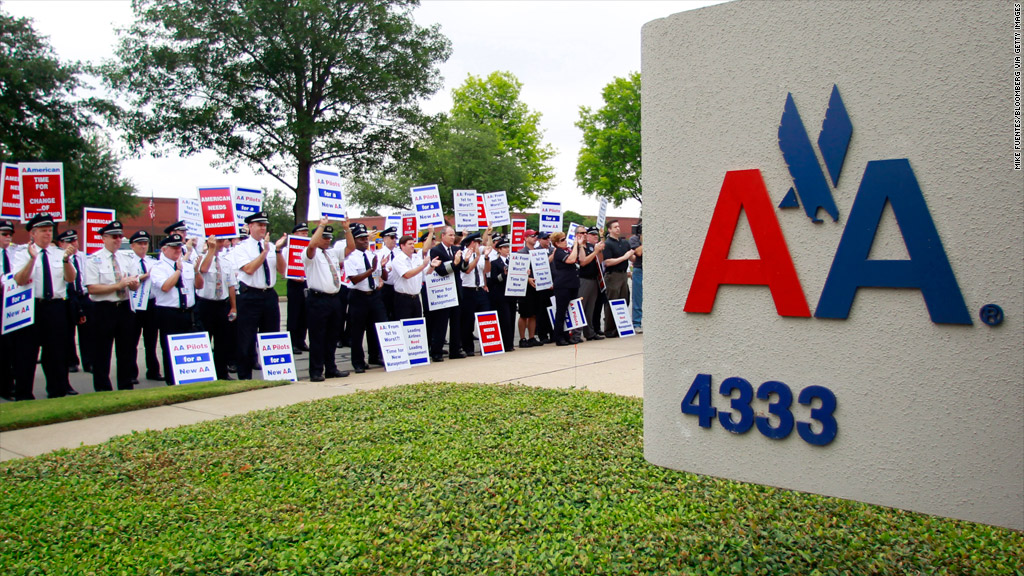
[
  {"xmin": 19, "ymin": 162, "xmax": 65, "ymax": 222},
  {"xmin": 608, "ymin": 298, "xmax": 635, "ymax": 337},
  {"xmin": 310, "ymin": 166, "xmax": 346, "ymax": 219},
  {"xmin": 199, "ymin": 186, "xmax": 238, "ymax": 238},
  {"xmin": 476, "ymin": 311, "xmax": 505, "ymax": 355},
  {"xmin": 2, "ymin": 273, "xmax": 33, "ymax": 335},
  {"xmin": 178, "ymin": 197, "xmax": 204, "ymax": 239},
  {"xmin": 82, "ymin": 207, "xmax": 115, "ymax": 255},
  {"xmin": 597, "ymin": 198, "xmax": 608, "ymax": 231},
  {"xmin": 384, "ymin": 215, "xmax": 402, "ymax": 236},
  {"xmin": 375, "ymin": 321, "xmax": 412, "ymax": 371},
  {"xmin": 234, "ymin": 187, "xmax": 262, "ymax": 232},
  {"xmin": 426, "ymin": 271, "xmax": 458, "ymax": 310},
  {"xmin": 505, "ymin": 252, "xmax": 531, "ymax": 297},
  {"xmin": 565, "ymin": 222, "xmax": 581, "ymax": 249},
  {"xmin": 257, "ymin": 332, "xmax": 298, "ymax": 381},
  {"xmin": 285, "ymin": 235, "xmax": 310, "ymax": 280},
  {"xmin": 546, "ymin": 297, "xmax": 588, "ymax": 331},
  {"xmin": 476, "ymin": 193, "xmax": 488, "ymax": 229},
  {"xmin": 167, "ymin": 332, "xmax": 217, "ymax": 384},
  {"xmin": 128, "ymin": 277, "xmax": 151, "ymax": 312},
  {"xmin": 402, "ymin": 317, "xmax": 430, "ymax": 366},
  {"xmin": 1, "ymin": 163, "xmax": 21, "ymax": 220},
  {"xmin": 511, "ymin": 219, "xmax": 527, "ymax": 251},
  {"xmin": 483, "ymin": 191, "xmax": 511, "ymax": 227},
  {"xmin": 412, "ymin": 184, "xmax": 444, "ymax": 229},
  {"xmin": 539, "ymin": 200, "xmax": 561, "ymax": 234},
  {"xmin": 401, "ymin": 212, "xmax": 418, "ymax": 238},
  {"xmin": 529, "ymin": 249, "xmax": 553, "ymax": 290},
  {"xmin": 454, "ymin": 189, "xmax": 479, "ymax": 232}
]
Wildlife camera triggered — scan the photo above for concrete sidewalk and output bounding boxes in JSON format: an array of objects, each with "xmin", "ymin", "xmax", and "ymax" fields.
[{"xmin": 0, "ymin": 334, "xmax": 644, "ymax": 461}]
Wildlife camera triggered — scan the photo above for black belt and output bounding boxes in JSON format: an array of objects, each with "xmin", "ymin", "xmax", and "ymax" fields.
[
  {"xmin": 308, "ymin": 289, "xmax": 338, "ymax": 298},
  {"xmin": 606, "ymin": 270, "xmax": 626, "ymax": 275},
  {"xmin": 94, "ymin": 300, "xmax": 130, "ymax": 307},
  {"xmin": 196, "ymin": 296, "xmax": 228, "ymax": 303},
  {"xmin": 463, "ymin": 286, "xmax": 482, "ymax": 291},
  {"xmin": 34, "ymin": 297, "xmax": 66, "ymax": 303},
  {"xmin": 396, "ymin": 292, "xmax": 419, "ymax": 299},
  {"xmin": 157, "ymin": 306, "xmax": 194, "ymax": 313},
  {"xmin": 239, "ymin": 283, "xmax": 274, "ymax": 293}
]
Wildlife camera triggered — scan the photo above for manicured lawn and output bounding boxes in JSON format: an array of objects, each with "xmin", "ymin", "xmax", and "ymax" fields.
[
  {"xmin": 0, "ymin": 379, "xmax": 287, "ymax": 432},
  {"xmin": 1, "ymin": 384, "xmax": 1019, "ymax": 575}
]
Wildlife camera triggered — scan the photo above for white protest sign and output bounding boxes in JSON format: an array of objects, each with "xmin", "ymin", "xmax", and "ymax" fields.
[
  {"xmin": 168, "ymin": 332, "xmax": 217, "ymax": 384},
  {"xmin": 384, "ymin": 214, "xmax": 403, "ymax": 236},
  {"xmin": 529, "ymin": 249, "xmax": 553, "ymax": 290},
  {"xmin": 505, "ymin": 252, "xmax": 531, "ymax": 297},
  {"xmin": 2, "ymin": 273, "xmax": 33, "ymax": 335},
  {"xmin": 310, "ymin": 166, "xmax": 346, "ymax": 219},
  {"xmin": 566, "ymin": 222, "xmax": 581, "ymax": 249},
  {"xmin": 178, "ymin": 198, "xmax": 204, "ymax": 239},
  {"xmin": 597, "ymin": 198, "xmax": 608, "ymax": 231},
  {"xmin": 539, "ymin": 201, "xmax": 562, "ymax": 234},
  {"xmin": 375, "ymin": 321, "xmax": 411, "ymax": 371},
  {"xmin": 425, "ymin": 271, "xmax": 459, "ymax": 310},
  {"xmin": 453, "ymin": 189, "xmax": 479, "ymax": 232},
  {"xmin": 547, "ymin": 297, "xmax": 588, "ymax": 331},
  {"xmin": 608, "ymin": 298, "xmax": 635, "ymax": 337},
  {"xmin": 483, "ymin": 191, "xmax": 511, "ymax": 227},
  {"xmin": 128, "ymin": 279, "xmax": 151, "ymax": 312},
  {"xmin": 234, "ymin": 187, "xmax": 262, "ymax": 232},
  {"xmin": 411, "ymin": 184, "xmax": 444, "ymax": 229},
  {"xmin": 257, "ymin": 332, "xmax": 298, "ymax": 381},
  {"xmin": 403, "ymin": 317, "xmax": 430, "ymax": 367}
]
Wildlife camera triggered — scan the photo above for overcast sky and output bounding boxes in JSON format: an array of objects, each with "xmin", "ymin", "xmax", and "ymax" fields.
[{"xmin": 5, "ymin": 0, "xmax": 725, "ymax": 218}]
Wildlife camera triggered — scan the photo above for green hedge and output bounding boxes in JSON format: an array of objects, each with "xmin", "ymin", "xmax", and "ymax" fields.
[{"xmin": 1, "ymin": 384, "xmax": 1020, "ymax": 575}]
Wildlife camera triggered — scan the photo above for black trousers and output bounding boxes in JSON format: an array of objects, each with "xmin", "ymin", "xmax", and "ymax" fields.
[
  {"xmin": 488, "ymin": 285, "xmax": 516, "ymax": 351},
  {"xmin": 535, "ymin": 287, "xmax": 555, "ymax": 339},
  {"xmin": 91, "ymin": 300, "xmax": 138, "ymax": 391},
  {"xmin": 15, "ymin": 299, "xmax": 71, "ymax": 400},
  {"xmin": 197, "ymin": 297, "xmax": 232, "ymax": 380},
  {"xmin": 335, "ymin": 285, "xmax": 349, "ymax": 346},
  {"xmin": 553, "ymin": 285, "xmax": 577, "ymax": 344},
  {"xmin": 459, "ymin": 287, "xmax": 492, "ymax": 355},
  {"xmin": 306, "ymin": 291, "xmax": 342, "ymax": 377},
  {"xmin": 382, "ymin": 283, "xmax": 396, "ymax": 321},
  {"xmin": 133, "ymin": 305, "xmax": 162, "ymax": 377},
  {"xmin": 0, "ymin": 330, "xmax": 14, "ymax": 398},
  {"xmin": 428, "ymin": 290, "xmax": 462, "ymax": 359},
  {"xmin": 347, "ymin": 289, "xmax": 386, "ymax": 370},
  {"xmin": 156, "ymin": 306, "xmax": 195, "ymax": 385},
  {"xmin": 393, "ymin": 291, "xmax": 423, "ymax": 321},
  {"xmin": 66, "ymin": 295, "xmax": 93, "ymax": 369},
  {"xmin": 286, "ymin": 280, "xmax": 307, "ymax": 347},
  {"xmin": 236, "ymin": 286, "xmax": 280, "ymax": 380}
]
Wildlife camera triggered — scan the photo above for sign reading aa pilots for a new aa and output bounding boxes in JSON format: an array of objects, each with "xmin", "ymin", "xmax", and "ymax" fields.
[{"xmin": 643, "ymin": 1, "xmax": 1021, "ymax": 530}]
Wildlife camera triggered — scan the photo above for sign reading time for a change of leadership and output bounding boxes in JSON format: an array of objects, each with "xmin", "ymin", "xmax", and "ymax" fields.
[
  {"xmin": 82, "ymin": 207, "xmax": 116, "ymax": 256},
  {"xmin": 198, "ymin": 186, "xmax": 239, "ymax": 238},
  {"xmin": 1, "ymin": 163, "xmax": 21, "ymax": 220},
  {"xmin": 19, "ymin": 162, "xmax": 65, "ymax": 222}
]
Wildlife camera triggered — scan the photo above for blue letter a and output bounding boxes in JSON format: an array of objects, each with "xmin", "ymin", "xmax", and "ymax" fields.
[{"xmin": 815, "ymin": 159, "xmax": 971, "ymax": 324}]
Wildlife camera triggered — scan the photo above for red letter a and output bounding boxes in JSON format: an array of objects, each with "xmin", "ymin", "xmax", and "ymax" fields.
[{"xmin": 684, "ymin": 170, "xmax": 810, "ymax": 317}]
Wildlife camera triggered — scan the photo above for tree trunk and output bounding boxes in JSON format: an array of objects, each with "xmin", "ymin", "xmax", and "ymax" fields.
[{"xmin": 294, "ymin": 158, "xmax": 311, "ymax": 226}]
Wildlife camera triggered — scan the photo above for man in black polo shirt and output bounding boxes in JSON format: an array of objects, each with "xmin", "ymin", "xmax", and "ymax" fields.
[{"xmin": 601, "ymin": 219, "xmax": 635, "ymax": 337}]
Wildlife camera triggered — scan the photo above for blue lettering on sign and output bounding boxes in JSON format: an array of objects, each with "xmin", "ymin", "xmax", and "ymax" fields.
[{"xmin": 681, "ymin": 374, "xmax": 838, "ymax": 446}]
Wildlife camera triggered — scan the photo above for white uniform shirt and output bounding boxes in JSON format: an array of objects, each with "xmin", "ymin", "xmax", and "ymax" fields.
[
  {"xmin": 67, "ymin": 251, "xmax": 88, "ymax": 296},
  {"xmin": 84, "ymin": 247, "xmax": 132, "ymax": 303},
  {"xmin": 460, "ymin": 246, "xmax": 487, "ymax": 288},
  {"xmin": 233, "ymin": 236, "xmax": 278, "ymax": 289},
  {"xmin": 343, "ymin": 248, "xmax": 379, "ymax": 292},
  {"xmin": 127, "ymin": 253, "xmax": 159, "ymax": 300},
  {"xmin": 325, "ymin": 243, "xmax": 351, "ymax": 288},
  {"xmin": 150, "ymin": 254, "xmax": 197, "ymax": 309},
  {"xmin": 13, "ymin": 244, "xmax": 69, "ymax": 299},
  {"xmin": 196, "ymin": 252, "xmax": 237, "ymax": 301},
  {"xmin": 381, "ymin": 244, "xmax": 399, "ymax": 286},
  {"xmin": 0, "ymin": 244, "xmax": 22, "ymax": 276},
  {"xmin": 302, "ymin": 245, "xmax": 342, "ymax": 294},
  {"xmin": 391, "ymin": 250, "xmax": 425, "ymax": 296}
]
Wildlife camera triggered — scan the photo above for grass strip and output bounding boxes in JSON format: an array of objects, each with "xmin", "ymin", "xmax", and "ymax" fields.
[
  {"xmin": 1, "ymin": 383, "xmax": 1020, "ymax": 575},
  {"xmin": 0, "ymin": 379, "xmax": 288, "ymax": 432}
]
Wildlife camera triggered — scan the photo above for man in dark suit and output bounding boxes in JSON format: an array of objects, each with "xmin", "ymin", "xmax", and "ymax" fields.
[{"xmin": 427, "ymin": 226, "xmax": 468, "ymax": 362}]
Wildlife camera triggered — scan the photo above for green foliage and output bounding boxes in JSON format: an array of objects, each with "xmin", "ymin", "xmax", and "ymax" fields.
[
  {"xmin": 0, "ymin": 9, "xmax": 138, "ymax": 221},
  {"xmin": 2, "ymin": 384, "xmax": 1020, "ymax": 575},
  {"xmin": 576, "ymin": 72, "xmax": 642, "ymax": 206},
  {"xmin": 0, "ymin": 379, "xmax": 285, "ymax": 432},
  {"xmin": 263, "ymin": 188, "xmax": 299, "ymax": 239},
  {"xmin": 101, "ymin": 0, "xmax": 451, "ymax": 225},
  {"xmin": 520, "ymin": 210, "xmax": 593, "ymax": 233}
]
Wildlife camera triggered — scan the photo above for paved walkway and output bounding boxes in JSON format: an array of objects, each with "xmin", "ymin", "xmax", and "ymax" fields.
[{"xmin": 0, "ymin": 334, "xmax": 643, "ymax": 461}]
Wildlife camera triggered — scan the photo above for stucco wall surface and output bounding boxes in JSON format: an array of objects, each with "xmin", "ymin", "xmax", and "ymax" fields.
[{"xmin": 642, "ymin": 0, "xmax": 1023, "ymax": 530}]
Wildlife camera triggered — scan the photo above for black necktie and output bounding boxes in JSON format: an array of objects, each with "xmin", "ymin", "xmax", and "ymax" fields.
[
  {"xmin": 41, "ymin": 249, "xmax": 53, "ymax": 300},
  {"xmin": 474, "ymin": 255, "xmax": 480, "ymax": 287},
  {"xmin": 363, "ymin": 252, "xmax": 375, "ymax": 290},
  {"xmin": 140, "ymin": 258, "xmax": 147, "ymax": 274},
  {"xmin": 175, "ymin": 263, "xmax": 186, "ymax": 309},
  {"xmin": 2, "ymin": 248, "xmax": 9, "ymax": 274},
  {"xmin": 259, "ymin": 242, "xmax": 270, "ymax": 286},
  {"xmin": 72, "ymin": 256, "xmax": 82, "ymax": 294}
]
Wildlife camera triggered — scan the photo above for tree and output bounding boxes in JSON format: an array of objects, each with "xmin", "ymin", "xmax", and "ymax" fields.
[
  {"xmin": 102, "ymin": 0, "xmax": 451, "ymax": 225},
  {"xmin": 575, "ymin": 72, "xmax": 641, "ymax": 206},
  {"xmin": 1, "ymin": 10, "xmax": 138, "ymax": 221},
  {"xmin": 448, "ymin": 71, "xmax": 555, "ymax": 208},
  {"xmin": 262, "ymin": 188, "xmax": 298, "ymax": 238}
]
